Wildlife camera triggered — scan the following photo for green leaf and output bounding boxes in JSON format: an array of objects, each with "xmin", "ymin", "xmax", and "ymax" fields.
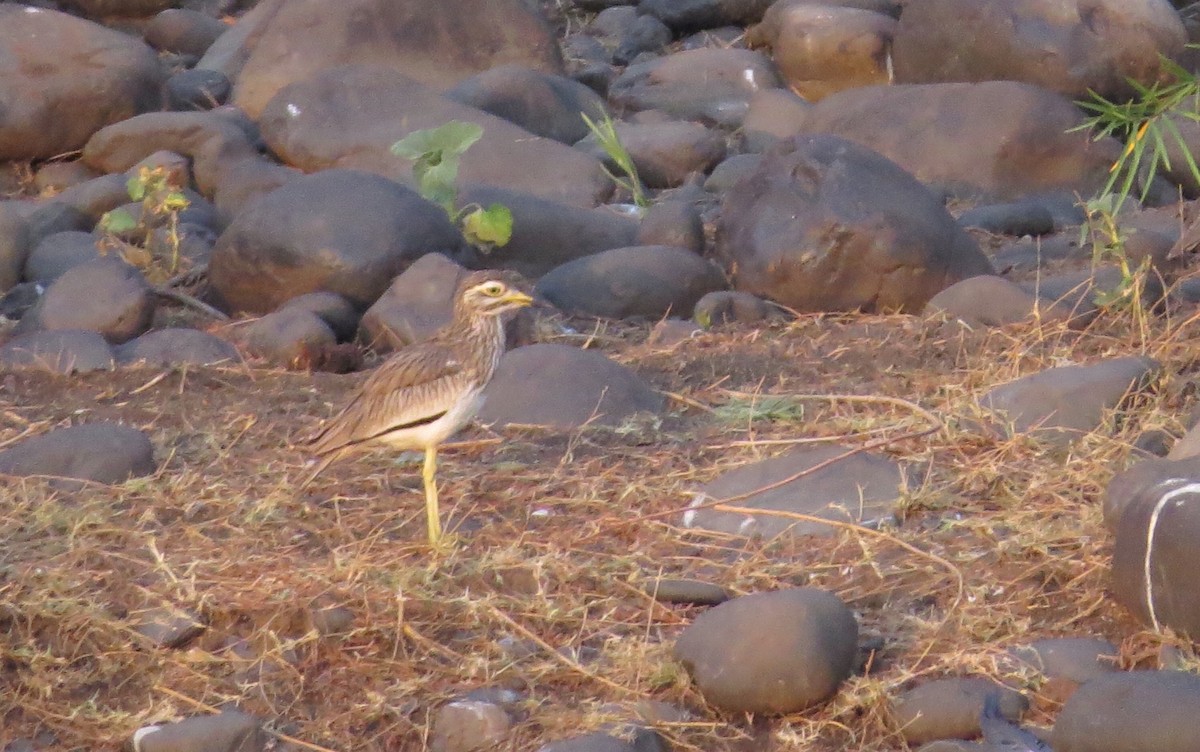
[
  {"xmin": 462, "ymin": 203, "xmax": 513, "ymax": 250},
  {"xmin": 126, "ymin": 175, "xmax": 146, "ymax": 201},
  {"xmin": 162, "ymin": 192, "xmax": 190, "ymax": 211},
  {"xmin": 100, "ymin": 208, "xmax": 138, "ymax": 234},
  {"xmin": 390, "ymin": 121, "xmax": 484, "ymax": 160},
  {"xmin": 414, "ymin": 157, "xmax": 460, "ymax": 213}
]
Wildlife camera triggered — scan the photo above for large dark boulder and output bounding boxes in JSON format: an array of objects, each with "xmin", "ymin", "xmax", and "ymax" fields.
[
  {"xmin": 208, "ymin": 170, "xmax": 469, "ymax": 314},
  {"xmin": 198, "ymin": 0, "xmax": 563, "ymax": 118},
  {"xmin": 891, "ymin": 0, "xmax": 1186, "ymax": 101},
  {"xmin": 0, "ymin": 6, "xmax": 163, "ymax": 161},
  {"xmin": 718, "ymin": 134, "xmax": 992, "ymax": 312},
  {"xmin": 797, "ymin": 82, "xmax": 1121, "ymax": 200},
  {"xmin": 257, "ymin": 66, "xmax": 612, "ymax": 208}
]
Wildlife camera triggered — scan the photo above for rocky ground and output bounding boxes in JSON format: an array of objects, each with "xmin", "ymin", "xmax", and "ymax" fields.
[{"xmin": 5, "ymin": 0, "xmax": 1200, "ymax": 751}]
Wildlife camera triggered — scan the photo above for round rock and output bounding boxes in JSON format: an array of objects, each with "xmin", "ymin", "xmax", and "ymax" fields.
[
  {"xmin": 891, "ymin": 677, "xmax": 1027, "ymax": 744},
  {"xmin": 1052, "ymin": 671, "xmax": 1200, "ymax": 752},
  {"xmin": 477, "ymin": 343, "xmax": 663, "ymax": 429},
  {"xmin": 209, "ymin": 169, "xmax": 468, "ymax": 314},
  {"xmin": 23, "ymin": 231, "xmax": 105, "ymax": 283},
  {"xmin": 647, "ymin": 578, "xmax": 730, "ymax": 606},
  {"xmin": 115, "ymin": 328, "xmax": 242, "ymax": 367},
  {"xmin": 719, "ymin": 134, "xmax": 992, "ymax": 312},
  {"xmin": 0, "ymin": 422, "xmax": 155, "ymax": 486},
  {"xmin": 673, "ymin": 588, "xmax": 858, "ymax": 714},
  {"xmin": 20, "ymin": 257, "xmax": 155, "ymax": 344},
  {"xmin": 0, "ymin": 329, "xmax": 115, "ymax": 373},
  {"xmin": 535, "ymin": 245, "xmax": 726, "ymax": 320},
  {"xmin": 1111, "ymin": 478, "xmax": 1200, "ymax": 638}
]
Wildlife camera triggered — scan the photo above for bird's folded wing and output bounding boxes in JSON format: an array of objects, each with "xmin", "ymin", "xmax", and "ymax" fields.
[{"xmin": 308, "ymin": 344, "xmax": 467, "ymax": 455}]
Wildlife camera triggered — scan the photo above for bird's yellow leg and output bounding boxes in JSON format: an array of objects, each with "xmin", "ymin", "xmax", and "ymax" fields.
[{"xmin": 423, "ymin": 445, "xmax": 442, "ymax": 546}]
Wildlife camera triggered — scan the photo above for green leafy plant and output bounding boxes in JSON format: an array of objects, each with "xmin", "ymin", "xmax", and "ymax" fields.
[
  {"xmin": 581, "ymin": 111, "xmax": 649, "ymax": 208},
  {"xmin": 99, "ymin": 165, "xmax": 191, "ymax": 284},
  {"xmin": 390, "ymin": 121, "xmax": 513, "ymax": 252},
  {"xmin": 713, "ymin": 394, "xmax": 806, "ymax": 424},
  {"xmin": 1073, "ymin": 55, "xmax": 1200, "ymax": 213}
]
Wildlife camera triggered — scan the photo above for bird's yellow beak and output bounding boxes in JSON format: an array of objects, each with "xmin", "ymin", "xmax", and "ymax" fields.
[{"xmin": 502, "ymin": 290, "xmax": 535, "ymax": 307}]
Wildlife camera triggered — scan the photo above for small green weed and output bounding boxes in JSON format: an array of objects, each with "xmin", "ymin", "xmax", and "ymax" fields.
[
  {"xmin": 713, "ymin": 394, "xmax": 806, "ymax": 424},
  {"xmin": 390, "ymin": 121, "xmax": 513, "ymax": 252},
  {"xmin": 1073, "ymin": 54, "xmax": 1200, "ymax": 213},
  {"xmin": 581, "ymin": 111, "xmax": 649, "ymax": 208},
  {"xmin": 98, "ymin": 166, "xmax": 190, "ymax": 284}
]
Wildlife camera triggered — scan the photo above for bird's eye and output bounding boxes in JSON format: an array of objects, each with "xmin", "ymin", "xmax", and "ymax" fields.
[{"xmin": 480, "ymin": 282, "xmax": 504, "ymax": 297}]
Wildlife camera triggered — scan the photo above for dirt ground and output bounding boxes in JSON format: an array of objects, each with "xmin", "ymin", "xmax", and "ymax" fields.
[{"xmin": 4, "ymin": 292, "xmax": 1200, "ymax": 751}]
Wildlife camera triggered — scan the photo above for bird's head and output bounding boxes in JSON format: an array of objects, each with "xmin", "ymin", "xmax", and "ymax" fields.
[{"xmin": 456, "ymin": 271, "xmax": 535, "ymax": 318}]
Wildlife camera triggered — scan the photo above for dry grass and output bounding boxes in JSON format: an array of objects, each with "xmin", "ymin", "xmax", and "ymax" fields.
[{"xmin": 3, "ymin": 296, "xmax": 1200, "ymax": 751}]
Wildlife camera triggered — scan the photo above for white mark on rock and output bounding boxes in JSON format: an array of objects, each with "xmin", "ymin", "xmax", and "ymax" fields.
[
  {"xmin": 742, "ymin": 68, "xmax": 757, "ymax": 88},
  {"xmin": 286, "ymin": 103, "xmax": 302, "ymax": 118},
  {"xmin": 1143, "ymin": 480, "xmax": 1200, "ymax": 632},
  {"xmin": 131, "ymin": 726, "xmax": 161, "ymax": 752}
]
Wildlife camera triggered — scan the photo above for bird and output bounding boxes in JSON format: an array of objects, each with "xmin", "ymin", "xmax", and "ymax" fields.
[
  {"xmin": 300, "ymin": 270, "xmax": 534, "ymax": 546},
  {"xmin": 979, "ymin": 693, "xmax": 1052, "ymax": 752}
]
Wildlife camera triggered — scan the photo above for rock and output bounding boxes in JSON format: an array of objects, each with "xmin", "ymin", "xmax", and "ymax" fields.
[
  {"xmin": 1014, "ymin": 266, "xmax": 1165, "ymax": 326},
  {"xmin": 0, "ymin": 204, "xmax": 30, "ymax": 292},
  {"xmin": 166, "ymin": 69, "xmax": 233, "ymax": 111},
  {"xmin": 1103, "ymin": 455, "xmax": 1200, "ymax": 530},
  {"xmin": 1052, "ymin": 671, "xmax": 1200, "ymax": 752},
  {"xmin": 446, "ymin": 65, "xmax": 607, "ymax": 145},
  {"xmin": 1111, "ymin": 477, "xmax": 1200, "ymax": 637},
  {"xmin": 892, "ymin": 0, "xmax": 1187, "ymax": 102},
  {"xmin": 646, "ymin": 578, "xmax": 730, "ymax": 605},
  {"xmin": 609, "ymin": 48, "xmax": 785, "ymax": 127},
  {"xmin": 742, "ymin": 89, "xmax": 812, "ymax": 152},
  {"xmin": 459, "ymin": 186, "xmax": 639, "ymax": 278},
  {"xmin": 18, "ymin": 257, "xmax": 154, "ymax": 345},
  {"xmin": 257, "ymin": 65, "xmax": 611, "ymax": 208},
  {"xmin": 233, "ymin": 308, "xmax": 337, "ymax": 370},
  {"xmin": 49, "ymin": 174, "xmax": 133, "ymax": 222},
  {"xmin": 56, "ymin": 0, "xmax": 173, "ymax": 16},
  {"xmin": 81, "ymin": 110, "xmax": 283, "ymax": 215},
  {"xmin": 891, "ymin": 678, "xmax": 1026, "ymax": 745},
  {"xmin": 718, "ymin": 134, "xmax": 992, "ymax": 312},
  {"xmin": 0, "ymin": 329, "xmax": 115, "ymax": 373},
  {"xmin": 991, "ymin": 234, "xmax": 1089, "ymax": 275},
  {"xmin": 145, "ymin": 8, "xmax": 229, "ymax": 57},
  {"xmin": 612, "ymin": 14, "xmax": 674, "ymax": 65},
  {"xmin": 33, "ymin": 162, "xmax": 101, "ymax": 196},
  {"xmin": 647, "ymin": 318, "xmax": 702, "ymax": 346},
  {"xmin": 477, "ymin": 343, "xmax": 664, "ymax": 429},
  {"xmin": 0, "ymin": 422, "xmax": 154, "ymax": 485},
  {"xmin": 636, "ymin": 201, "xmax": 706, "ymax": 253},
  {"xmin": 683, "ymin": 445, "xmax": 905, "ymax": 538},
  {"xmin": 310, "ymin": 606, "xmax": 354, "ymax": 635},
  {"xmin": 278, "ymin": 292, "xmax": 360, "ymax": 342},
  {"xmin": 0, "ymin": 283, "xmax": 44, "ymax": 321},
  {"xmin": 132, "ymin": 604, "xmax": 206, "ymax": 649},
  {"xmin": 673, "ymin": 588, "xmax": 858, "ymax": 713},
  {"xmin": 979, "ymin": 356, "xmax": 1160, "ymax": 444},
  {"xmin": 431, "ymin": 699, "xmax": 513, "ymax": 752},
  {"xmin": 747, "ymin": 1, "xmax": 895, "ymax": 100},
  {"xmin": 958, "ymin": 202, "xmax": 1055, "ymax": 237},
  {"xmin": 705, "ymin": 154, "xmax": 766, "ymax": 193},
  {"xmin": 576, "ymin": 120, "xmax": 727, "ymax": 189},
  {"xmin": 133, "ymin": 711, "xmax": 265, "ymax": 752},
  {"xmin": 925, "ymin": 275, "xmax": 1077, "ymax": 329},
  {"xmin": 536, "ymin": 245, "xmax": 726, "ymax": 319},
  {"xmin": 212, "ymin": 0, "xmax": 563, "ymax": 119},
  {"xmin": 796, "ymin": 82, "xmax": 1120, "ymax": 200},
  {"xmin": 1168, "ymin": 421, "xmax": 1200, "ymax": 460},
  {"xmin": 209, "ymin": 169, "xmax": 468, "ymax": 314},
  {"xmin": 0, "ymin": 6, "xmax": 163, "ymax": 161},
  {"xmin": 24, "ymin": 204, "xmax": 95, "ymax": 251},
  {"xmin": 536, "ymin": 733, "xmax": 633, "ymax": 752},
  {"xmin": 22, "ymin": 232, "xmax": 105, "ymax": 284},
  {"xmin": 1009, "ymin": 638, "xmax": 1119, "ymax": 684},
  {"xmin": 359, "ymin": 253, "xmax": 468, "ymax": 351},
  {"xmin": 638, "ymin": 0, "xmax": 775, "ymax": 32},
  {"xmin": 693, "ymin": 290, "xmax": 776, "ymax": 327},
  {"xmin": 115, "ymin": 328, "xmax": 242, "ymax": 367}
]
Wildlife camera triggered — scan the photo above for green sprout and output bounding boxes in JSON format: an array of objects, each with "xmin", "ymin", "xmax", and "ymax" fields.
[{"xmin": 391, "ymin": 121, "xmax": 513, "ymax": 253}]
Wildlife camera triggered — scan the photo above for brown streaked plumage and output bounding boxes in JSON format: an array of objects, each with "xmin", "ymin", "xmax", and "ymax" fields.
[{"xmin": 301, "ymin": 270, "xmax": 534, "ymax": 545}]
